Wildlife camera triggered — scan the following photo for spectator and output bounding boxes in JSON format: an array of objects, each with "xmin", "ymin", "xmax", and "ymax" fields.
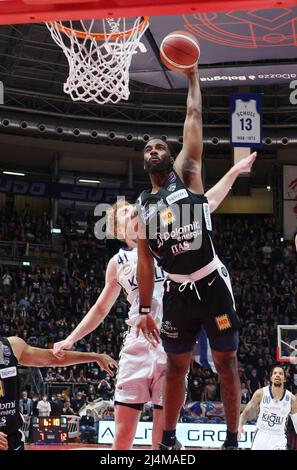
[
  {"xmin": 202, "ymin": 378, "xmax": 217, "ymax": 402},
  {"xmin": 76, "ymin": 369, "xmax": 87, "ymax": 383},
  {"xmin": 71, "ymin": 391, "xmax": 85, "ymax": 414},
  {"xmin": 2, "ymin": 270, "xmax": 13, "ymax": 297},
  {"xmin": 80, "ymin": 409, "xmax": 96, "ymax": 443},
  {"xmin": 19, "ymin": 391, "xmax": 33, "ymax": 416},
  {"xmin": 247, "ymin": 369, "xmax": 262, "ymax": 395},
  {"xmin": 97, "ymin": 377, "xmax": 113, "ymax": 401},
  {"xmin": 240, "ymin": 382, "xmax": 251, "ymax": 405},
  {"xmin": 50, "ymin": 393, "xmax": 64, "ymax": 417},
  {"xmin": 62, "ymin": 401, "xmax": 76, "ymax": 415},
  {"xmin": 31, "ymin": 393, "xmax": 40, "ymax": 416},
  {"xmin": 37, "ymin": 394, "xmax": 51, "ymax": 417}
]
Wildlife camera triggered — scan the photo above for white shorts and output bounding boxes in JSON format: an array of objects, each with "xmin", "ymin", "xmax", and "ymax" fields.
[
  {"xmin": 251, "ymin": 430, "xmax": 287, "ymax": 450},
  {"xmin": 114, "ymin": 330, "xmax": 167, "ymax": 407}
]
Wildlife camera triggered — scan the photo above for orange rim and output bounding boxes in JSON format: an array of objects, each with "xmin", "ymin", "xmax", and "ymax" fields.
[{"xmin": 50, "ymin": 16, "xmax": 149, "ymax": 41}]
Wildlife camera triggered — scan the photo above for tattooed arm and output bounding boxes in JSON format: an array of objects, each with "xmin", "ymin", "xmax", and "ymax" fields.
[{"xmin": 238, "ymin": 388, "xmax": 263, "ymax": 436}]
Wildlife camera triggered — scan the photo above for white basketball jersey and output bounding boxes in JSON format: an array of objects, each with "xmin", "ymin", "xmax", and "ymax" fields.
[
  {"xmin": 256, "ymin": 386, "xmax": 292, "ymax": 435},
  {"xmin": 114, "ymin": 247, "xmax": 166, "ymax": 326}
]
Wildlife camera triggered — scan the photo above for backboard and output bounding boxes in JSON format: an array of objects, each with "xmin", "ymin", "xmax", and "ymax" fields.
[
  {"xmin": 277, "ymin": 325, "xmax": 297, "ymax": 363},
  {"xmin": 1, "ymin": 0, "xmax": 297, "ymax": 92},
  {"xmin": 1, "ymin": 0, "xmax": 297, "ymax": 25}
]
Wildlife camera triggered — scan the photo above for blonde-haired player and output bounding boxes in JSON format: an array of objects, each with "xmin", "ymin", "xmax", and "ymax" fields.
[
  {"xmin": 53, "ymin": 200, "xmax": 167, "ymax": 450},
  {"xmin": 239, "ymin": 365, "xmax": 297, "ymax": 450}
]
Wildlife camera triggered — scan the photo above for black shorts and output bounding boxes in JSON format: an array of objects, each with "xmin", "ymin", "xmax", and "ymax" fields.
[
  {"xmin": 8, "ymin": 430, "xmax": 24, "ymax": 451},
  {"xmin": 161, "ymin": 260, "xmax": 240, "ymax": 354}
]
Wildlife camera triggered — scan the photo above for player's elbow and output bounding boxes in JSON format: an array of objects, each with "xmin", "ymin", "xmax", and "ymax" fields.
[
  {"xmin": 187, "ymin": 104, "xmax": 202, "ymax": 119},
  {"xmin": 94, "ymin": 304, "xmax": 109, "ymax": 318},
  {"xmin": 206, "ymin": 197, "xmax": 217, "ymax": 213}
]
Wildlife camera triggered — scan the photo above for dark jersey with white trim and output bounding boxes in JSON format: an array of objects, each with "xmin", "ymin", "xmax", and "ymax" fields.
[
  {"xmin": 0, "ymin": 337, "xmax": 22, "ymax": 435},
  {"xmin": 138, "ymin": 170, "xmax": 215, "ymax": 274}
]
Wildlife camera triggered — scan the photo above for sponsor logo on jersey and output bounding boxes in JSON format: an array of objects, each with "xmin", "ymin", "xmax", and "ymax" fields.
[
  {"xmin": 0, "ymin": 366, "xmax": 17, "ymax": 379},
  {"xmin": 0, "ymin": 401, "xmax": 15, "ymax": 411},
  {"xmin": 0, "ymin": 401, "xmax": 16, "ymax": 417},
  {"xmin": 267, "ymin": 403, "xmax": 281, "ymax": 413},
  {"xmin": 262, "ymin": 413, "xmax": 284, "ymax": 427},
  {"xmin": 142, "ymin": 206, "xmax": 157, "ymax": 224},
  {"xmin": 0, "ymin": 416, "xmax": 6, "ymax": 426},
  {"xmin": 160, "ymin": 208, "xmax": 175, "ymax": 226},
  {"xmin": 3, "ymin": 346, "xmax": 11, "ymax": 357},
  {"xmin": 160, "ymin": 321, "xmax": 179, "ymax": 339},
  {"xmin": 156, "ymin": 220, "xmax": 202, "ymax": 248},
  {"xmin": 168, "ymin": 172, "xmax": 176, "ymax": 184},
  {"xmin": 0, "ymin": 380, "xmax": 4, "ymax": 398},
  {"xmin": 166, "ymin": 189, "xmax": 188, "ymax": 205},
  {"xmin": 215, "ymin": 314, "xmax": 232, "ymax": 331},
  {"xmin": 123, "ymin": 265, "xmax": 132, "ymax": 276},
  {"xmin": 157, "ymin": 199, "xmax": 165, "ymax": 208},
  {"xmin": 203, "ymin": 203, "xmax": 212, "ymax": 231},
  {"xmin": 171, "ymin": 241, "xmax": 191, "ymax": 255},
  {"xmin": 221, "ymin": 267, "xmax": 228, "ymax": 277},
  {"xmin": 167, "ymin": 183, "xmax": 176, "ymax": 192}
]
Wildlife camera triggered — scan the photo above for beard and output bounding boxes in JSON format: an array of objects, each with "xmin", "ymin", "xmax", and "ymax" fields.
[
  {"xmin": 274, "ymin": 382, "xmax": 282, "ymax": 387},
  {"xmin": 145, "ymin": 158, "xmax": 173, "ymax": 174}
]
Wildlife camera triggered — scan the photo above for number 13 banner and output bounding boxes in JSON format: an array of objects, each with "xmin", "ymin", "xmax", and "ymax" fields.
[{"xmin": 230, "ymin": 93, "xmax": 263, "ymax": 148}]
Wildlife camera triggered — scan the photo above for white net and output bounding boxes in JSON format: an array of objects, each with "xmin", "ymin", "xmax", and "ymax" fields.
[{"xmin": 46, "ymin": 17, "xmax": 149, "ymax": 104}]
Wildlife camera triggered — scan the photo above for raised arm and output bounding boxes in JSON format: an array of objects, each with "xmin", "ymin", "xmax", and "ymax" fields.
[
  {"xmin": 135, "ymin": 234, "xmax": 160, "ymax": 346},
  {"xmin": 174, "ymin": 68, "xmax": 203, "ymax": 194},
  {"xmin": 205, "ymin": 151, "xmax": 257, "ymax": 213},
  {"xmin": 53, "ymin": 257, "xmax": 121, "ymax": 356},
  {"xmin": 238, "ymin": 388, "xmax": 263, "ymax": 436},
  {"xmin": 8, "ymin": 337, "xmax": 118, "ymax": 376}
]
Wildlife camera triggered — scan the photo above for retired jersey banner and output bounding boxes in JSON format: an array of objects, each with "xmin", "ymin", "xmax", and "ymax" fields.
[
  {"xmin": 283, "ymin": 165, "xmax": 297, "ymax": 240},
  {"xmin": 230, "ymin": 93, "xmax": 263, "ymax": 148}
]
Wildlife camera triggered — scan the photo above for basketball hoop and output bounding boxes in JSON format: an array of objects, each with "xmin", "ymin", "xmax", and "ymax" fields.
[
  {"xmin": 276, "ymin": 325, "xmax": 297, "ymax": 364},
  {"xmin": 46, "ymin": 17, "xmax": 149, "ymax": 104}
]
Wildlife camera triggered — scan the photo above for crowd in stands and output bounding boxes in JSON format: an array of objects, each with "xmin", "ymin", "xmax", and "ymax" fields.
[
  {"xmin": 1, "ymin": 207, "xmax": 297, "ymax": 424},
  {"xmin": 0, "ymin": 205, "xmax": 52, "ymax": 243}
]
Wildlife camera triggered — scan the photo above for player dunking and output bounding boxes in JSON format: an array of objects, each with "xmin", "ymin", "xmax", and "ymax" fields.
[
  {"xmin": 135, "ymin": 64, "xmax": 257, "ymax": 450},
  {"xmin": 239, "ymin": 366, "xmax": 297, "ymax": 450},
  {"xmin": 53, "ymin": 201, "xmax": 167, "ymax": 450},
  {"xmin": 0, "ymin": 336, "xmax": 116, "ymax": 451},
  {"xmin": 54, "ymin": 147, "xmax": 255, "ymax": 450}
]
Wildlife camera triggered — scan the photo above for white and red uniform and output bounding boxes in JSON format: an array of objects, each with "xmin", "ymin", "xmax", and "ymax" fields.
[{"xmin": 113, "ymin": 247, "xmax": 167, "ymax": 406}]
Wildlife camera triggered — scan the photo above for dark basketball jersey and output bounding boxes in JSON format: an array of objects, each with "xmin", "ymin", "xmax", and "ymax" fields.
[
  {"xmin": 0, "ymin": 337, "xmax": 23, "ymax": 438},
  {"xmin": 138, "ymin": 170, "xmax": 215, "ymax": 274}
]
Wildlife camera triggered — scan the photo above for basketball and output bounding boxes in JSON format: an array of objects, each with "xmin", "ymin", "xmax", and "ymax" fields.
[{"xmin": 160, "ymin": 31, "xmax": 200, "ymax": 73}]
